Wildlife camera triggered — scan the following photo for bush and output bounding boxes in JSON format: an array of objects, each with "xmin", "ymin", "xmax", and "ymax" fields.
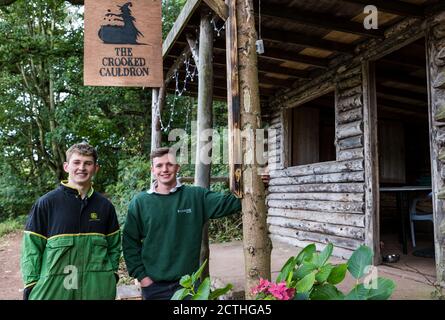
[
  {"xmin": 105, "ymin": 156, "xmax": 151, "ymax": 225},
  {"xmin": 0, "ymin": 215, "xmax": 27, "ymax": 238}
]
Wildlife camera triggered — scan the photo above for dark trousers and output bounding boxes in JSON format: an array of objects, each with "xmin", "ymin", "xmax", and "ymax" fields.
[{"xmin": 141, "ymin": 280, "xmax": 182, "ymax": 300}]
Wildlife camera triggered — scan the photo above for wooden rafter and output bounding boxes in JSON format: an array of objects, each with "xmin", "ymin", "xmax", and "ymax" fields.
[
  {"xmin": 340, "ymin": 0, "xmax": 424, "ymax": 17},
  {"xmin": 163, "ymin": 0, "xmax": 202, "ymax": 58},
  {"xmin": 257, "ymin": 4, "xmax": 384, "ymax": 38},
  {"xmin": 261, "ymin": 29, "xmax": 353, "ymax": 54}
]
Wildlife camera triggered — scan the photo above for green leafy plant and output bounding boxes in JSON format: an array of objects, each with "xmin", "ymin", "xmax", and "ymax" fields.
[
  {"xmin": 171, "ymin": 260, "xmax": 233, "ymax": 300},
  {"xmin": 253, "ymin": 243, "xmax": 395, "ymax": 300}
]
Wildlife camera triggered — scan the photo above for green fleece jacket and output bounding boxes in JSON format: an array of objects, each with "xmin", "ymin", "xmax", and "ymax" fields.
[{"xmin": 122, "ymin": 185, "xmax": 241, "ymax": 282}]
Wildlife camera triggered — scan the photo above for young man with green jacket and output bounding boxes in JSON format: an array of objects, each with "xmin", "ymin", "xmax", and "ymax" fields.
[
  {"xmin": 123, "ymin": 147, "xmax": 241, "ymax": 300},
  {"xmin": 20, "ymin": 143, "xmax": 121, "ymax": 300}
]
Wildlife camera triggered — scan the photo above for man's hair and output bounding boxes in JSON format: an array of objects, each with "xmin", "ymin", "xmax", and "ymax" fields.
[
  {"xmin": 66, "ymin": 142, "xmax": 98, "ymax": 163},
  {"xmin": 150, "ymin": 147, "xmax": 175, "ymax": 162}
]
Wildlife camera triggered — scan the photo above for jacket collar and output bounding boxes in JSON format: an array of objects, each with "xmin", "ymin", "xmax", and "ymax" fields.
[
  {"xmin": 147, "ymin": 178, "xmax": 183, "ymax": 195},
  {"xmin": 60, "ymin": 180, "xmax": 94, "ymax": 198}
]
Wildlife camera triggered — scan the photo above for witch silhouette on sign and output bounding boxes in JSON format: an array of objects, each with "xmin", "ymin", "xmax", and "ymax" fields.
[{"xmin": 98, "ymin": 2, "xmax": 145, "ymax": 45}]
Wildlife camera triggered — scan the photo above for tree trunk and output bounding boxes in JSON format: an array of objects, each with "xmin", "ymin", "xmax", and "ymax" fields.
[
  {"xmin": 194, "ymin": 9, "xmax": 214, "ymax": 279},
  {"xmin": 236, "ymin": 0, "xmax": 271, "ymax": 298}
]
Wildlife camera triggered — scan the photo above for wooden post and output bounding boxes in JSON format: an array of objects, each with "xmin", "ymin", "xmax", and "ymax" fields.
[
  {"xmin": 151, "ymin": 86, "xmax": 164, "ymax": 182},
  {"xmin": 233, "ymin": 0, "xmax": 271, "ymax": 298},
  {"xmin": 226, "ymin": 0, "xmax": 242, "ymax": 198},
  {"xmin": 193, "ymin": 8, "xmax": 214, "ymax": 279},
  {"xmin": 362, "ymin": 61, "xmax": 381, "ymax": 264},
  {"xmin": 426, "ymin": 15, "xmax": 445, "ymax": 288}
]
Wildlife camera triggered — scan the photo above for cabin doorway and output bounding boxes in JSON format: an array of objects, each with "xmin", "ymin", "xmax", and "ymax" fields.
[{"xmin": 373, "ymin": 38, "xmax": 435, "ymax": 280}]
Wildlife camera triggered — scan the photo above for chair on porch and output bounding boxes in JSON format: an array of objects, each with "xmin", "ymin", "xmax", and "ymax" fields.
[{"xmin": 409, "ymin": 192, "xmax": 433, "ymax": 248}]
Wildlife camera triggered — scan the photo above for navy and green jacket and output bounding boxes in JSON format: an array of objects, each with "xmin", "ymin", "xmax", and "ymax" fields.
[
  {"xmin": 20, "ymin": 182, "xmax": 121, "ymax": 300},
  {"xmin": 122, "ymin": 185, "xmax": 241, "ymax": 282}
]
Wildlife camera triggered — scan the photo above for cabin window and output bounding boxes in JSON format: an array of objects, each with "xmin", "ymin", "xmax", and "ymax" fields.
[{"xmin": 287, "ymin": 91, "xmax": 336, "ymax": 167}]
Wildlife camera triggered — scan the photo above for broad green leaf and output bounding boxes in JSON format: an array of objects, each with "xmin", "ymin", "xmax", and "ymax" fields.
[
  {"xmin": 192, "ymin": 277, "xmax": 211, "ymax": 300},
  {"xmin": 179, "ymin": 275, "xmax": 192, "ymax": 288},
  {"xmin": 171, "ymin": 288, "xmax": 189, "ymax": 300},
  {"xmin": 310, "ymin": 284, "xmax": 345, "ymax": 300},
  {"xmin": 296, "ymin": 271, "xmax": 316, "ymax": 293},
  {"xmin": 347, "ymin": 245, "xmax": 373, "ymax": 279},
  {"xmin": 192, "ymin": 259, "xmax": 208, "ymax": 284},
  {"xmin": 314, "ymin": 243, "xmax": 333, "ymax": 268},
  {"xmin": 295, "ymin": 244, "xmax": 316, "ymax": 265},
  {"xmin": 344, "ymin": 284, "xmax": 369, "ymax": 300},
  {"xmin": 366, "ymin": 278, "xmax": 396, "ymax": 300},
  {"xmin": 286, "ymin": 270, "xmax": 294, "ymax": 288},
  {"xmin": 294, "ymin": 262, "xmax": 317, "ymax": 280},
  {"xmin": 315, "ymin": 263, "xmax": 334, "ymax": 283},
  {"xmin": 276, "ymin": 256, "xmax": 296, "ymax": 283},
  {"xmin": 294, "ymin": 292, "xmax": 310, "ymax": 300},
  {"xmin": 209, "ymin": 284, "xmax": 233, "ymax": 300},
  {"xmin": 328, "ymin": 264, "xmax": 348, "ymax": 285}
]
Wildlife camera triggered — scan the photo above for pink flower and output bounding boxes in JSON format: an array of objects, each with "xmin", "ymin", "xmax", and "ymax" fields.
[
  {"xmin": 252, "ymin": 278, "xmax": 296, "ymax": 300},
  {"xmin": 251, "ymin": 278, "xmax": 271, "ymax": 295}
]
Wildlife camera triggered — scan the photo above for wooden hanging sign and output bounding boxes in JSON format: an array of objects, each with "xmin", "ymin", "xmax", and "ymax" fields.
[{"xmin": 84, "ymin": 0, "xmax": 163, "ymax": 87}]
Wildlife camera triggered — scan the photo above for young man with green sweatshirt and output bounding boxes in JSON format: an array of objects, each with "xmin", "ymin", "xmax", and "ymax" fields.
[{"xmin": 122, "ymin": 147, "xmax": 242, "ymax": 300}]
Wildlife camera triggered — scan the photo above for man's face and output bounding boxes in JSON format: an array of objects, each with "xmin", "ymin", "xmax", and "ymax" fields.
[
  {"xmin": 151, "ymin": 153, "xmax": 180, "ymax": 186},
  {"xmin": 63, "ymin": 153, "xmax": 98, "ymax": 186}
]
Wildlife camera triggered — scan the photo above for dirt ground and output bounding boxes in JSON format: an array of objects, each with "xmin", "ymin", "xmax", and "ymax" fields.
[{"xmin": 0, "ymin": 231, "xmax": 23, "ymax": 300}]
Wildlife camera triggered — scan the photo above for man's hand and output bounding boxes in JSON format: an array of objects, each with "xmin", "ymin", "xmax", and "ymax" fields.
[{"xmin": 140, "ymin": 276, "xmax": 153, "ymax": 287}]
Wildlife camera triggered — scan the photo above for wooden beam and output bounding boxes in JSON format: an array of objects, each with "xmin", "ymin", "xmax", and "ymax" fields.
[
  {"xmin": 260, "ymin": 46, "xmax": 329, "ymax": 69},
  {"xmin": 163, "ymin": 0, "xmax": 202, "ymax": 58},
  {"xmin": 257, "ymin": 4, "xmax": 383, "ymax": 39},
  {"xmin": 341, "ymin": 0, "xmax": 424, "ymax": 17},
  {"xmin": 213, "ymin": 45, "xmax": 329, "ymax": 68},
  {"xmin": 203, "ymin": 0, "xmax": 228, "ymax": 21},
  {"xmin": 261, "ymin": 28, "xmax": 353, "ymax": 54},
  {"xmin": 164, "ymin": 46, "xmax": 192, "ymax": 86},
  {"xmin": 186, "ymin": 33, "xmax": 200, "ymax": 64},
  {"xmin": 212, "ymin": 53, "xmax": 311, "ymax": 78}
]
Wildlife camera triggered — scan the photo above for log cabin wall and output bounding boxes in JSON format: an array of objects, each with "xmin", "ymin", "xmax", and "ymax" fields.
[
  {"xmin": 266, "ymin": 11, "xmax": 445, "ymax": 260},
  {"xmin": 426, "ymin": 12, "xmax": 445, "ymax": 287},
  {"xmin": 266, "ymin": 64, "xmax": 365, "ymax": 259}
]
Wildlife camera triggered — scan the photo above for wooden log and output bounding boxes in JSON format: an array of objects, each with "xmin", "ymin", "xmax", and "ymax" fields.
[
  {"xmin": 433, "ymin": 71, "xmax": 445, "ymax": 89},
  {"xmin": 337, "ymin": 107, "xmax": 363, "ymax": 124},
  {"xmin": 268, "ymin": 134, "xmax": 281, "ymax": 145},
  {"xmin": 267, "ymin": 192, "xmax": 364, "ymax": 202},
  {"xmin": 435, "ymin": 47, "xmax": 445, "ymax": 67},
  {"xmin": 337, "ymin": 147, "xmax": 364, "ymax": 161},
  {"xmin": 267, "ymin": 199, "xmax": 365, "ymax": 214},
  {"xmin": 268, "ymin": 225, "xmax": 363, "ymax": 251},
  {"xmin": 270, "ymin": 116, "xmax": 281, "ymax": 125},
  {"xmin": 427, "ymin": 23, "xmax": 445, "ymax": 286},
  {"xmin": 435, "ymin": 101, "xmax": 445, "ymax": 121},
  {"xmin": 269, "ymin": 234, "xmax": 354, "ymax": 259},
  {"xmin": 269, "ymin": 171, "xmax": 365, "ymax": 186},
  {"xmin": 335, "ymin": 65, "xmax": 362, "ymax": 81},
  {"xmin": 267, "ymin": 182, "xmax": 364, "ymax": 194},
  {"xmin": 267, "ymin": 207, "xmax": 365, "ymax": 227},
  {"xmin": 267, "ymin": 216, "xmax": 365, "ymax": 240},
  {"xmin": 336, "ymin": 121, "xmax": 363, "ymax": 140},
  {"xmin": 337, "ymin": 94, "xmax": 363, "ymax": 112},
  {"xmin": 439, "ymin": 148, "xmax": 445, "ymax": 162},
  {"xmin": 337, "ymin": 135, "xmax": 363, "ymax": 150},
  {"xmin": 338, "ymin": 85, "xmax": 362, "ymax": 98},
  {"xmin": 269, "ymin": 159, "xmax": 364, "ymax": 178},
  {"xmin": 337, "ymin": 76, "xmax": 362, "ymax": 91}
]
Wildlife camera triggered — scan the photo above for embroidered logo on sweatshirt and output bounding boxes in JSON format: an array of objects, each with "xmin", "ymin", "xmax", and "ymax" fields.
[
  {"xmin": 177, "ymin": 208, "xmax": 192, "ymax": 214},
  {"xmin": 89, "ymin": 212, "xmax": 100, "ymax": 222}
]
